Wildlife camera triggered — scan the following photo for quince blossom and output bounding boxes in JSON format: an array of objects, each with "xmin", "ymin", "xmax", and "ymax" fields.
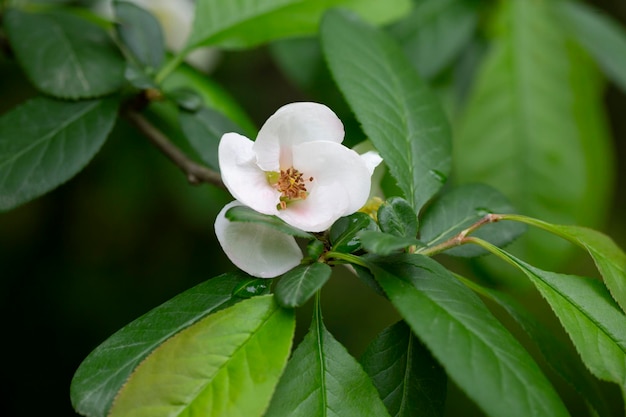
[{"xmin": 218, "ymin": 102, "xmax": 382, "ymax": 232}]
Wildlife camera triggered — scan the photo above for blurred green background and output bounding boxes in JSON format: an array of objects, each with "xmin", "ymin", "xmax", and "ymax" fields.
[{"xmin": 1, "ymin": 0, "xmax": 625, "ymax": 416}]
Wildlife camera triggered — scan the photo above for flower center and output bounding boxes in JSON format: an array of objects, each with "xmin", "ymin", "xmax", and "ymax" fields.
[{"xmin": 267, "ymin": 167, "xmax": 313, "ymax": 210}]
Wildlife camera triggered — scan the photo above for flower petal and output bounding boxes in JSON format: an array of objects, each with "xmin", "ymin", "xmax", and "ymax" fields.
[
  {"xmin": 276, "ymin": 141, "xmax": 373, "ymax": 232},
  {"xmin": 253, "ymin": 102, "xmax": 345, "ymax": 170},
  {"xmin": 215, "ymin": 202, "xmax": 303, "ymax": 278},
  {"xmin": 359, "ymin": 151, "xmax": 383, "ymax": 175},
  {"xmin": 218, "ymin": 132, "xmax": 280, "ymax": 215}
]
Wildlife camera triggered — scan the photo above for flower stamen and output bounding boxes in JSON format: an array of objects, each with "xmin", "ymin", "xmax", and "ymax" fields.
[{"xmin": 272, "ymin": 167, "xmax": 313, "ymax": 210}]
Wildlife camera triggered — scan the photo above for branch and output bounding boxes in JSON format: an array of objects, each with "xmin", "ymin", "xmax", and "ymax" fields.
[
  {"xmin": 417, "ymin": 213, "xmax": 503, "ymax": 256},
  {"xmin": 124, "ymin": 109, "xmax": 225, "ymax": 189}
]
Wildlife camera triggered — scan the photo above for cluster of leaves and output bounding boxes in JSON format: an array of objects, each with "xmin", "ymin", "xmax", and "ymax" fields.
[{"xmin": 2, "ymin": 0, "xmax": 626, "ymax": 416}]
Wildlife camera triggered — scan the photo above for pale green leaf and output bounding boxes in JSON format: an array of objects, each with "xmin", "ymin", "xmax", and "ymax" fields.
[
  {"xmin": 321, "ymin": 9, "xmax": 451, "ymax": 212},
  {"xmin": 70, "ymin": 273, "xmax": 256, "ymax": 417},
  {"xmin": 0, "ymin": 97, "xmax": 118, "ymax": 212},
  {"xmin": 556, "ymin": 0, "xmax": 626, "ymax": 93},
  {"xmin": 372, "ymin": 254, "xmax": 570, "ymax": 417},
  {"xmin": 4, "ymin": 9, "xmax": 125, "ymax": 99},
  {"xmin": 109, "ymin": 295, "xmax": 295, "ymax": 417},
  {"xmin": 187, "ymin": 0, "xmax": 411, "ymax": 49},
  {"xmin": 454, "ymin": 0, "xmax": 613, "ymax": 267},
  {"xmin": 264, "ymin": 297, "xmax": 390, "ymax": 417},
  {"xmin": 361, "ymin": 321, "xmax": 447, "ymax": 417},
  {"xmin": 474, "ymin": 241, "xmax": 626, "ymax": 395},
  {"xmin": 501, "ymin": 214, "xmax": 626, "ymax": 315}
]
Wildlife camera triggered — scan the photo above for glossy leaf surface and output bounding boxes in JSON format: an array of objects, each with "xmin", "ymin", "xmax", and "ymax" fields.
[
  {"xmin": 71, "ymin": 273, "xmax": 256, "ymax": 417},
  {"xmin": 358, "ymin": 231, "xmax": 423, "ymax": 256},
  {"xmin": 0, "ymin": 97, "xmax": 118, "ymax": 212},
  {"xmin": 454, "ymin": 0, "xmax": 613, "ymax": 267},
  {"xmin": 372, "ymin": 254, "xmax": 569, "ymax": 417},
  {"xmin": 114, "ymin": 0, "xmax": 165, "ymax": 70},
  {"xmin": 275, "ymin": 263, "xmax": 332, "ymax": 308},
  {"xmin": 361, "ymin": 321, "xmax": 446, "ymax": 417},
  {"xmin": 4, "ymin": 9, "xmax": 125, "ymax": 99},
  {"xmin": 321, "ymin": 10, "xmax": 451, "ymax": 213},
  {"xmin": 457, "ymin": 274, "xmax": 612, "ymax": 417},
  {"xmin": 109, "ymin": 295, "xmax": 295, "ymax": 417},
  {"xmin": 264, "ymin": 298, "xmax": 390, "ymax": 417},
  {"xmin": 187, "ymin": 0, "xmax": 411, "ymax": 49},
  {"xmin": 419, "ymin": 183, "xmax": 526, "ymax": 257},
  {"xmin": 378, "ymin": 197, "xmax": 418, "ymax": 238},
  {"xmin": 329, "ymin": 212, "xmax": 378, "ymax": 253},
  {"xmin": 390, "ymin": 0, "xmax": 479, "ymax": 78}
]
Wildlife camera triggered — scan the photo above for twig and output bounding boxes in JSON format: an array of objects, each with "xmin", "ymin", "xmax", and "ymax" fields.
[
  {"xmin": 417, "ymin": 213, "xmax": 503, "ymax": 256},
  {"xmin": 124, "ymin": 109, "xmax": 225, "ymax": 188}
]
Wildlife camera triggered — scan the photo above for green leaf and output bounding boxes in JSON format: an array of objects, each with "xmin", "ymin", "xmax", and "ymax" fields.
[
  {"xmin": 232, "ymin": 277, "xmax": 272, "ymax": 299},
  {"xmin": 474, "ymin": 240, "xmax": 626, "ymax": 396},
  {"xmin": 275, "ymin": 263, "xmax": 332, "ymax": 308},
  {"xmin": 186, "ymin": 0, "xmax": 411, "ymax": 50},
  {"xmin": 454, "ymin": 0, "xmax": 614, "ymax": 268},
  {"xmin": 371, "ymin": 254, "xmax": 569, "ymax": 417},
  {"xmin": 109, "ymin": 295, "xmax": 295, "ymax": 417},
  {"xmin": 555, "ymin": 0, "xmax": 626, "ymax": 93},
  {"xmin": 70, "ymin": 272, "xmax": 257, "ymax": 417},
  {"xmin": 377, "ymin": 197, "xmax": 418, "ymax": 238},
  {"xmin": 501, "ymin": 214, "xmax": 626, "ymax": 315},
  {"xmin": 456, "ymin": 274, "xmax": 613, "ymax": 417},
  {"xmin": 114, "ymin": 0, "xmax": 165, "ymax": 71},
  {"xmin": 361, "ymin": 321, "xmax": 447, "ymax": 417},
  {"xmin": 321, "ymin": 9, "xmax": 452, "ymax": 213},
  {"xmin": 169, "ymin": 88, "xmax": 204, "ymax": 112},
  {"xmin": 4, "ymin": 9, "xmax": 125, "ymax": 99},
  {"xmin": 179, "ymin": 106, "xmax": 243, "ymax": 172},
  {"xmin": 225, "ymin": 205, "xmax": 314, "ymax": 239},
  {"xmin": 0, "ymin": 97, "xmax": 118, "ymax": 212},
  {"xmin": 264, "ymin": 296, "xmax": 391, "ymax": 417},
  {"xmin": 419, "ymin": 183, "xmax": 526, "ymax": 257},
  {"xmin": 358, "ymin": 230, "xmax": 423, "ymax": 256},
  {"xmin": 389, "ymin": 0, "xmax": 479, "ymax": 79},
  {"xmin": 161, "ymin": 64, "xmax": 257, "ymax": 137},
  {"xmin": 329, "ymin": 212, "xmax": 378, "ymax": 253}
]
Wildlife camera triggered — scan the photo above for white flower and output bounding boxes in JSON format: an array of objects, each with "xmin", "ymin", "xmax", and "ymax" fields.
[
  {"xmin": 219, "ymin": 102, "xmax": 382, "ymax": 232},
  {"xmin": 94, "ymin": 0, "xmax": 218, "ymax": 71},
  {"xmin": 215, "ymin": 201, "xmax": 303, "ymax": 278}
]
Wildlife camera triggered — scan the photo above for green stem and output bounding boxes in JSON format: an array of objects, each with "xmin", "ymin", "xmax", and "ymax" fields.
[
  {"xmin": 155, "ymin": 52, "xmax": 187, "ymax": 84},
  {"xmin": 463, "ymin": 236, "xmax": 520, "ymax": 269},
  {"xmin": 324, "ymin": 251, "xmax": 369, "ymax": 268}
]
